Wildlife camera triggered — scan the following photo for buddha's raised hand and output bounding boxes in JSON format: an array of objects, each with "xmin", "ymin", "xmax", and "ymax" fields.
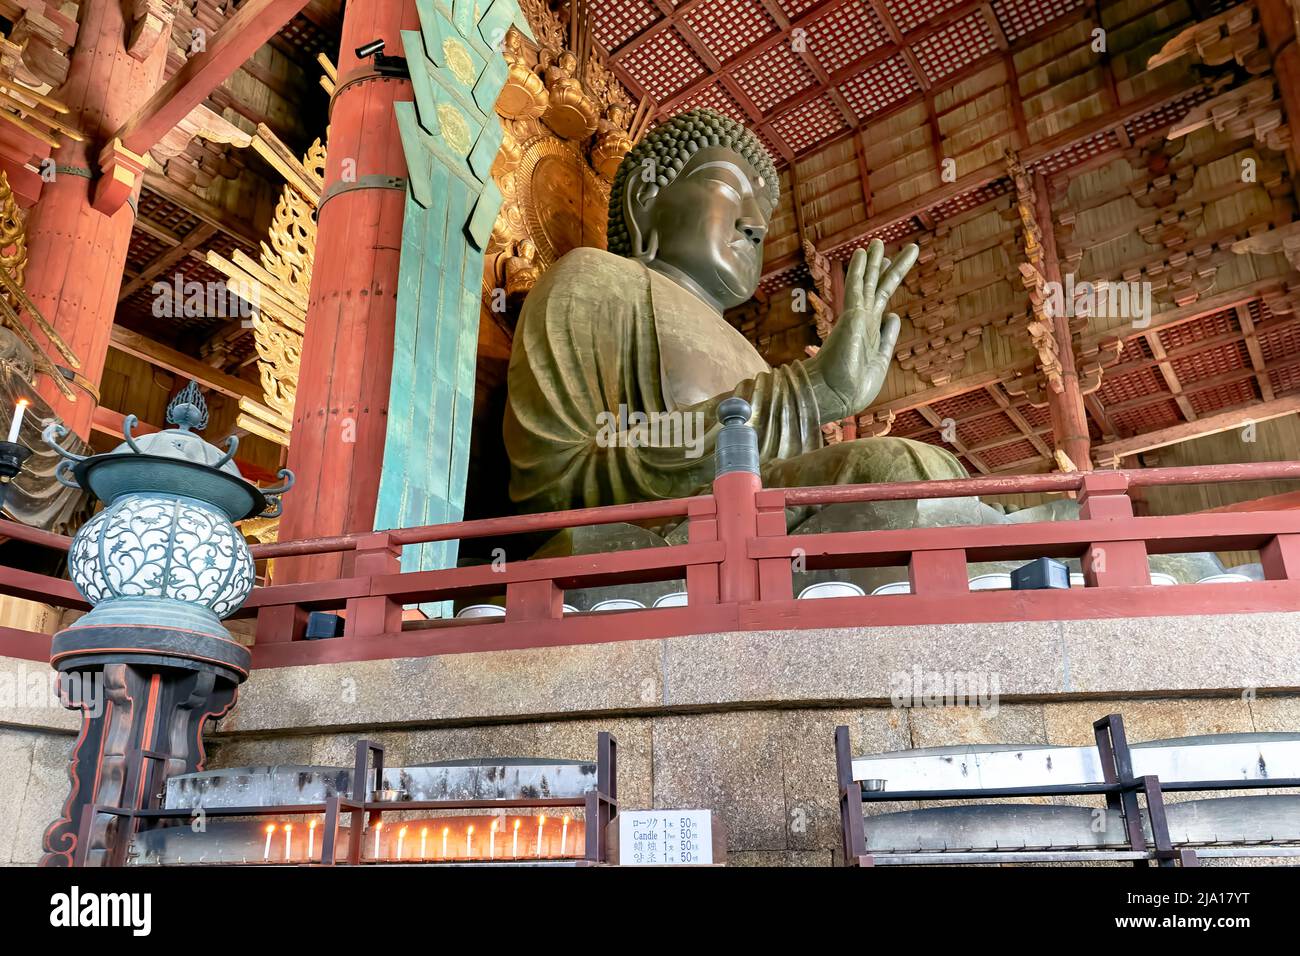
[{"xmin": 804, "ymin": 238, "xmax": 918, "ymax": 424}]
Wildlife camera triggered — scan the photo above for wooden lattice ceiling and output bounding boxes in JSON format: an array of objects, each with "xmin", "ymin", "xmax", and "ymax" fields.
[{"xmin": 597, "ymin": 0, "xmax": 1137, "ymax": 163}]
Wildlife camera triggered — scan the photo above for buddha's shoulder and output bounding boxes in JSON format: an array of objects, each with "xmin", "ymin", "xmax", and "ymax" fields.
[{"xmin": 543, "ymin": 246, "xmax": 643, "ymax": 289}]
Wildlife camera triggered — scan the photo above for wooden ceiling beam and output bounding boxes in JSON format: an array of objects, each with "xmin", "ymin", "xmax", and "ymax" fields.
[
  {"xmin": 94, "ymin": 0, "xmax": 313, "ymax": 213},
  {"xmin": 117, "ymin": 223, "xmax": 219, "ymax": 302},
  {"xmin": 1144, "ymin": 331, "xmax": 1199, "ymax": 422},
  {"xmin": 1078, "ymin": 280, "xmax": 1289, "ymax": 353},
  {"xmin": 765, "ymin": 78, "xmax": 1219, "ymax": 273},
  {"xmin": 1093, "ymin": 394, "xmax": 1300, "ymax": 461},
  {"xmin": 142, "ymin": 168, "xmax": 263, "ymax": 250},
  {"xmin": 1235, "ymin": 302, "xmax": 1276, "ymax": 401},
  {"xmin": 645, "ymin": 0, "xmax": 991, "ymax": 117},
  {"xmin": 109, "ymin": 325, "xmax": 263, "ymax": 404},
  {"xmin": 916, "ymin": 404, "xmax": 993, "ymax": 474},
  {"xmin": 1083, "ymin": 393, "xmax": 1118, "ymax": 441},
  {"xmin": 986, "ymin": 383, "xmax": 1053, "ymax": 459}
]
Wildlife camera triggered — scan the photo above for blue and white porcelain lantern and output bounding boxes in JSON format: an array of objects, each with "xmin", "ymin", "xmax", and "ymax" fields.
[{"xmin": 43, "ymin": 382, "xmax": 292, "ymax": 682}]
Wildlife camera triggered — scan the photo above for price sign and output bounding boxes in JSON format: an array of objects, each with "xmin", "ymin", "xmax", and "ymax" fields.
[{"xmin": 618, "ymin": 810, "xmax": 713, "ymax": 866}]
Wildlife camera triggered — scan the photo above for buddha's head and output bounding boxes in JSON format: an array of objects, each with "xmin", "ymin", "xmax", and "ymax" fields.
[{"xmin": 609, "ymin": 108, "xmax": 779, "ymax": 312}]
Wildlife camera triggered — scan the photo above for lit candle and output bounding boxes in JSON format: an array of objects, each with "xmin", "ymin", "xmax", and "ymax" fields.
[
  {"xmin": 442, "ymin": 826, "xmax": 449, "ymax": 859},
  {"xmin": 263, "ymin": 823, "xmax": 275, "ymax": 861},
  {"xmin": 489, "ymin": 819, "xmax": 497, "ymax": 859},
  {"xmin": 372, "ymin": 820, "xmax": 383, "ymax": 859},
  {"xmin": 512, "ymin": 819, "xmax": 520, "ymax": 857},
  {"xmin": 283, "ymin": 823, "xmax": 293, "ymax": 861},
  {"xmin": 466, "ymin": 825, "xmax": 474, "ymax": 858},
  {"xmin": 397, "ymin": 825, "xmax": 407, "ymax": 860},
  {"xmin": 308, "ymin": 819, "xmax": 317, "ymax": 861},
  {"xmin": 561, "ymin": 816, "xmax": 570, "ymax": 855},
  {"xmin": 420, "ymin": 826, "xmax": 428, "ymax": 859},
  {"xmin": 6, "ymin": 399, "xmax": 27, "ymax": 444},
  {"xmin": 536, "ymin": 815, "xmax": 545, "ymax": 857}
]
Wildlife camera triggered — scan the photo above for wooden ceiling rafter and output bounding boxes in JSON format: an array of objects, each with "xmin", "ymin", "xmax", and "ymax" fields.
[
  {"xmin": 1093, "ymin": 393, "xmax": 1300, "ymax": 461},
  {"xmin": 628, "ymin": 0, "xmax": 1089, "ymax": 165},
  {"xmin": 117, "ymin": 222, "xmax": 220, "ymax": 302},
  {"xmin": 1144, "ymin": 330, "xmax": 1202, "ymax": 422},
  {"xmin": 764, "ymin": 75, "xmax": 1225, "ymax": 279},
  {"xmin": 915, "ymin": 403, "xmax": 994, "ymax": 473},
  {"xmin": 987, "ymin": 381, "xmax": 1054, "ymax": 459},
  {"xmin": 1235, "ymin": 301, "xmax": 1276, "ymax": 401},
  {"xmin": 142, "ymin": 169, "xmax": 263, "ymax": 252}
]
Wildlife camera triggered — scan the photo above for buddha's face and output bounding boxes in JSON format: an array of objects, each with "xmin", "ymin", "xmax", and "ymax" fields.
[{"xmin": 624, "ymin": 146, "xmax": 773, "ymax": 311}]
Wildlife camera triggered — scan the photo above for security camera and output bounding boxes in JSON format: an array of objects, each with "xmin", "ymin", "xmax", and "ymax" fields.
[{"xmin": 355, "ymin": 39, "xmax": 384, "ymax": 59}]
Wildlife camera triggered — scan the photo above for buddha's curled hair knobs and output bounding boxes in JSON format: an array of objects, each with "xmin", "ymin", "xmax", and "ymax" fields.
[{"xmin": 607, "ymin": 108, "xmax": 779, "ymax": 258}]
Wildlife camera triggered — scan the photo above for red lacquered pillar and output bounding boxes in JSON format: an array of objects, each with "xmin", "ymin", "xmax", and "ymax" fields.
[
  {"xmin": 20, "ymin": 3, "xmax": 169, "ymax": 438},
  {"xmin": 277, "ymin": 0, "xmax": 418, "ymax": 583}
]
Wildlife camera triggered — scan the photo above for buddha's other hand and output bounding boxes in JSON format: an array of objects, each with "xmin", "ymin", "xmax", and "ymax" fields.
[{"xmin": 804, "ymin": 238, "xmax": 918, "ymax": 424}]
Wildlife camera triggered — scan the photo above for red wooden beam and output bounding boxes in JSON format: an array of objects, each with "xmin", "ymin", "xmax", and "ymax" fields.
[
  {"xmin": 92, "ymin": 0, "xmax": 312, "ymax": 213},
  {"xmin": 1199, "ymin": 490, "xmax": 1300, "ymax": 514},
  {"xmin": 248, "ymin": 580, "xmax": 1300, "ymax": 668}
]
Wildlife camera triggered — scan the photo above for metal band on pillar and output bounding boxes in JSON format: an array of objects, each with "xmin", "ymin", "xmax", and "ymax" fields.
[{"xmin": 318, "ymin": 174, "xmax": 409, "ymax": 211}]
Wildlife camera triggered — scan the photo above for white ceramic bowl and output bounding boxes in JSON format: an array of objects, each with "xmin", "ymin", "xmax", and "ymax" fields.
[
  {"xmin": 870, "ymin": 581, "xmax": 912, "ymax": 596},
  {"xmin": 588, "ymin": 598, "xmax": 646, "ymax": 612},
  {"xmin": 798, "ymin": 581, "xmax": 866, "ymax": 599},
  {"xmin": 968, "ymin": 573, "xmax": 1012, "ymax": 591},
  {"xmin": 456, "ymin": 604, "xmax": 505, "ymax": 618},
  {"xmin": 652, "ymin": 591, "xmax": 688, "ymax": 608}
]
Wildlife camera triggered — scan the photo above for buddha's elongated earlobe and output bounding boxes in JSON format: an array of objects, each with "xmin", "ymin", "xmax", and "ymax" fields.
[{"xmin": 624, "ymin": 177, "xmax": 659, "ymax": 263}]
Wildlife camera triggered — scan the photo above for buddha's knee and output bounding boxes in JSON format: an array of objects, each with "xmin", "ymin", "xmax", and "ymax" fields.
[{"xmin": 837, "ymin": 436, "xmax": 967, "ymax": 483}]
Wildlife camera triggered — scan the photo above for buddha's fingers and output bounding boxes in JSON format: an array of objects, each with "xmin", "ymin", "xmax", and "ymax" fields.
[
  {"xmin": 843, "ymin": 246, "xmax": 868, "ymax": 319},
  {"xmin": 860, "ymin": 238, "xmax": 884, "ymax": 311},
  {"xmin": 879, "ymin": 312, "xmax": 901, "ymax": 361},
  {"xmin": 874, "ymin": 243, "xmax": 919, "ymax": 314}
]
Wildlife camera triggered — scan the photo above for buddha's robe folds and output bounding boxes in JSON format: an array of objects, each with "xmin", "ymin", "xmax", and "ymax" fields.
[{"xmin": 505, "ymin": 247, "xmax": 965, "ymax": 514}]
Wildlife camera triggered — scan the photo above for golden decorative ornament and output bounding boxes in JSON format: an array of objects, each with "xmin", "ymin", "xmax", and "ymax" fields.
[
  {"xmin": 437, "ymin": 103, "xmax": 472, "ymax": 155},
  {"xmin": 496, "ymin": 33, "xmax": 549, "ymax": 120},
  {"xmin": 516, "ymin": 136, "xmax": 607, "ymax": 267},
  {"xmin": 540, "ymin": 50, "xmax": 598, "ymax": 141},
  {"xmin": 442, "ymin": 37, "xmax": 476, "ymax": 87}
]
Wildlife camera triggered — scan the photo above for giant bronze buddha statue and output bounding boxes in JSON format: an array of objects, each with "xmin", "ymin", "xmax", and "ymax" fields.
[
  {"xmin": 503, "ymin": 108, "xmax": 1222, "ymax": 585},
  {"xmin": 505, "ymin": 108, "xmax": 973, "ymax": 521}
]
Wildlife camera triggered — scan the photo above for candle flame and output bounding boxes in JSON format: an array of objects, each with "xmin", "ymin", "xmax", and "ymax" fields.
[
  {"xmin": 513, "ymin": 819, "xmax": 521, "ymax": 830},
  {"xmin": 399, "ymin": 825, "xmax": 408, "ymax": 836},
  {"xmin": 539, "ymin": 815, "xmax": 546, "ymax": 823},
  {"xmin": 490, "ymin": 819, "xmax": 498, "ymax": 832},
  {"xmin": 309, "ymin": 819, "xmax": 318, "ymax": 830},
  {"xmin": 563, "ymin": 815, "xmax": 570, "ymax": 824},
  {"xmin": 421, "ymin": 826, "xmax": 428, "ymax": 836},
  {"xmin": 442, "ymin": 826, "xmax": 449, "ymax": 836},
  {"xmin": 284, "ymin": 823, "xmax": 293, "ymax": 832},
  {"xmin": 375, "ymin": 820, "xmax": 383, "ymax": 830},
  {"xmin": 265, "ymin": 824, "xmax": 276, "ymax": 834},
  {"xmin": 468, "ymin": 825, "xmax": 474, "ymax": 835},
  {"xmin": 15, "ymin": 399, "xmax": 27, "ymax": 409}
]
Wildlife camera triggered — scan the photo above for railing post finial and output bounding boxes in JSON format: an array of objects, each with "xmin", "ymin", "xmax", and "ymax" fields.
[{"xmin": 715, "ymin": 397, "xmax": 759, "ymax": 478}]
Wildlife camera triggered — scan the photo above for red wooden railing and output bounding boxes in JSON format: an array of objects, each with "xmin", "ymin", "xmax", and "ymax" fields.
[{"xmin": 2, "ymin": 461, "xmax": 1299, "ymax": 669}]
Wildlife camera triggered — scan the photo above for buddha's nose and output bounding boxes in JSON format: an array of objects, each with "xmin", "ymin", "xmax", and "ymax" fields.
[{"xmin": 737, "ymin": 217, "xmax": 767, "ymax": 246}]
